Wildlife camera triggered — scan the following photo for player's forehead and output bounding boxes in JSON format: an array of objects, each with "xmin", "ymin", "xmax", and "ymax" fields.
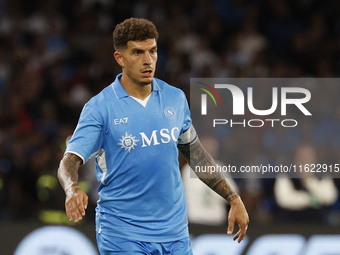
[{"xmin": 126, "ymin": 39, "xmax": 157, "ymax": 51}]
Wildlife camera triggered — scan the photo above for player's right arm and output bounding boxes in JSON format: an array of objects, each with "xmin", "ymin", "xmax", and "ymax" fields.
[
  {"xmin": 178, "ymin": 125, "xmax": 249, "ymax": 243},
  {"xmin": 57, "ymin": 153, "xmax": 88, "ymax": 223}
]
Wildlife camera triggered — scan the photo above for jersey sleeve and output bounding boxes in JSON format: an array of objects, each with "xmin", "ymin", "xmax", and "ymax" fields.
[
  {"xmin": 65, "ymin": 103, "xmax": 104, "ymax": 164},
  {"xmin": 178, "ymin": 93, "xmax": 198, "ymax": 146},
  {"xmin": 178, "ymin": 124, "xmax": 198, "ymax": 146},
  {"xmin": 181, "ymin": 94, "xmax": 191, "ymax": 134}
]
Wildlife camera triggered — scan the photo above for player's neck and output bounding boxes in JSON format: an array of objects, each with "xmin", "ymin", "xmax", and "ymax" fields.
[{"xmin": 120, "ymin": 75, "xmax": 152, "ymax": 100}]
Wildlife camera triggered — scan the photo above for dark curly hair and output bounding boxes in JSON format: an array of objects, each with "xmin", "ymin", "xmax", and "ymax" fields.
[{"xmin": 113, "ymin": 18, "xmax": 159, "ymax": 50}]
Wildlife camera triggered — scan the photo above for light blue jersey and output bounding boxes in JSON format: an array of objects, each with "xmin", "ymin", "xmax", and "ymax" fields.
[{"xmin": 66, "ymin": 74, "xmax": 192, "ymax": 242}]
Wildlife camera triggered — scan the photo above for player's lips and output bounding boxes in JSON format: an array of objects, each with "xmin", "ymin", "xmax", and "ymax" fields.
[{"xmin": 141, "ymin": 70, "xmax": 153, "ymax": 77}]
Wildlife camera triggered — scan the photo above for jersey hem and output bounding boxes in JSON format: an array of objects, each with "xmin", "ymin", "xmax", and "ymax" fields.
[
  {"xmin": 64, "ymin": 151, "xmax": 86, "ymax": 165},
  {"xmin": 96, "ymin": 230, "xmax": 189, "ymax": 243}
]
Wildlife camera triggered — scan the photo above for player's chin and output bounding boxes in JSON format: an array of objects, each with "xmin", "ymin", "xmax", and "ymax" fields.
[{"xmin": 139, "ymin": 76, "xmax": 154, "ymax": 86}]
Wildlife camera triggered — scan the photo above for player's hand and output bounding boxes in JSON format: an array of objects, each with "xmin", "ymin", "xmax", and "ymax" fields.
[
  {"xmin": 227, "ymin": 196, "xmax": 249, "ymax": 243},
  {"xmin": 65, "ymin": 185, "xmax": 88, "ymax": 223}
]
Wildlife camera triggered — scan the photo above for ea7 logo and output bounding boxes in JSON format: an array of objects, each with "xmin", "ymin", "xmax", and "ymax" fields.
[
  {"xmin": 201, "ymin": 85, "xmax": 312, "ymax": 116},
  {"xmin": 114, "ymin": 117, "xmax": 128, "ymax": 125}
]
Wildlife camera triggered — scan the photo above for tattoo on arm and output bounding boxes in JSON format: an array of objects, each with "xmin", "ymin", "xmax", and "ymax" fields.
[
  {"xmin": 57, "ymin": 153, "xmax": 82, "ymax": 194},
  {"xmin": 178, "ymin": 139, "xmax": 239, "ymax": 203}
]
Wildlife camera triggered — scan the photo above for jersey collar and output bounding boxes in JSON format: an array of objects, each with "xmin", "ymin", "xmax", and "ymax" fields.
[{"xmin": 112, "ymin": 73, "xmax": 161, "ymax": 100}]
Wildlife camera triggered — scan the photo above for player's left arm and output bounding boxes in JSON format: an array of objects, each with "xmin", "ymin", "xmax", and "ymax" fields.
[{"xmin": 177, "ymin": 126, "xmax": 249, "ymax": 243}]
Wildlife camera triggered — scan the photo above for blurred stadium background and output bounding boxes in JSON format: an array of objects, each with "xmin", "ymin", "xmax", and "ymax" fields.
[{"xmin": 0, "ymin": 0, "xmax": 339, "ymax": 254}]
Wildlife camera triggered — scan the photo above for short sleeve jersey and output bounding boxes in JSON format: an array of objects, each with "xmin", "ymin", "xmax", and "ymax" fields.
[{"xmin": 65, "ymin": 74, "xmax": 191, "ymax": 242}]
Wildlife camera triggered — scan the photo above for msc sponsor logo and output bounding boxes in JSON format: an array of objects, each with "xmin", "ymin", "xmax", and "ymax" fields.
[
  {"xmin": 118, "ymin": 132, "xmax": 139, "ymax": 153},
  {"xmin": 118, "ymin": 127, "xmax": 180, "ymax": 152}
]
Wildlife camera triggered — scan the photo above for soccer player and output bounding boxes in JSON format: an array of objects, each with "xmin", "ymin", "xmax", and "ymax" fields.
[{"xmin": 57, "ymin": 18, "xmax": 249, "ymax": 254}]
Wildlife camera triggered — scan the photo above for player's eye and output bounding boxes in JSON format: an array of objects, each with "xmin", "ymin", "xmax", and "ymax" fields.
[{"xmin": 133, "ymin": 50, "xmax": 143, "ymax": 55}]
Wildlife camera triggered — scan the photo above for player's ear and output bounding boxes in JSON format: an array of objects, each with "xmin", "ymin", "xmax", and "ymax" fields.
[{"xmin": 114, "ymin": 51, "xmax": 124, "ymax": 67}]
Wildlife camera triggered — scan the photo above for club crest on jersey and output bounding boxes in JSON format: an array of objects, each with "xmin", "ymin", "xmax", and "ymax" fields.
[
  {"xmin": 164, "ymin": 106, "xmax": 176, "ymax": 119},
  {"xmin": 118, "ymin": 132, "xmax": 139, "ymax": 153}
]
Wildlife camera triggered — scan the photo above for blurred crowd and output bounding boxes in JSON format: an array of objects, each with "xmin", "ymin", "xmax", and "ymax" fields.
[{"xmin": 0, "ymin": 0, "xmax": 339, "ymax": 226}]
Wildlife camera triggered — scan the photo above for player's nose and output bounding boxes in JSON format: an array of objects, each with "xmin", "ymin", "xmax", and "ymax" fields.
[{"xmin": 142, "ymin": 52, "xmax": 152, "ymax": 65}]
